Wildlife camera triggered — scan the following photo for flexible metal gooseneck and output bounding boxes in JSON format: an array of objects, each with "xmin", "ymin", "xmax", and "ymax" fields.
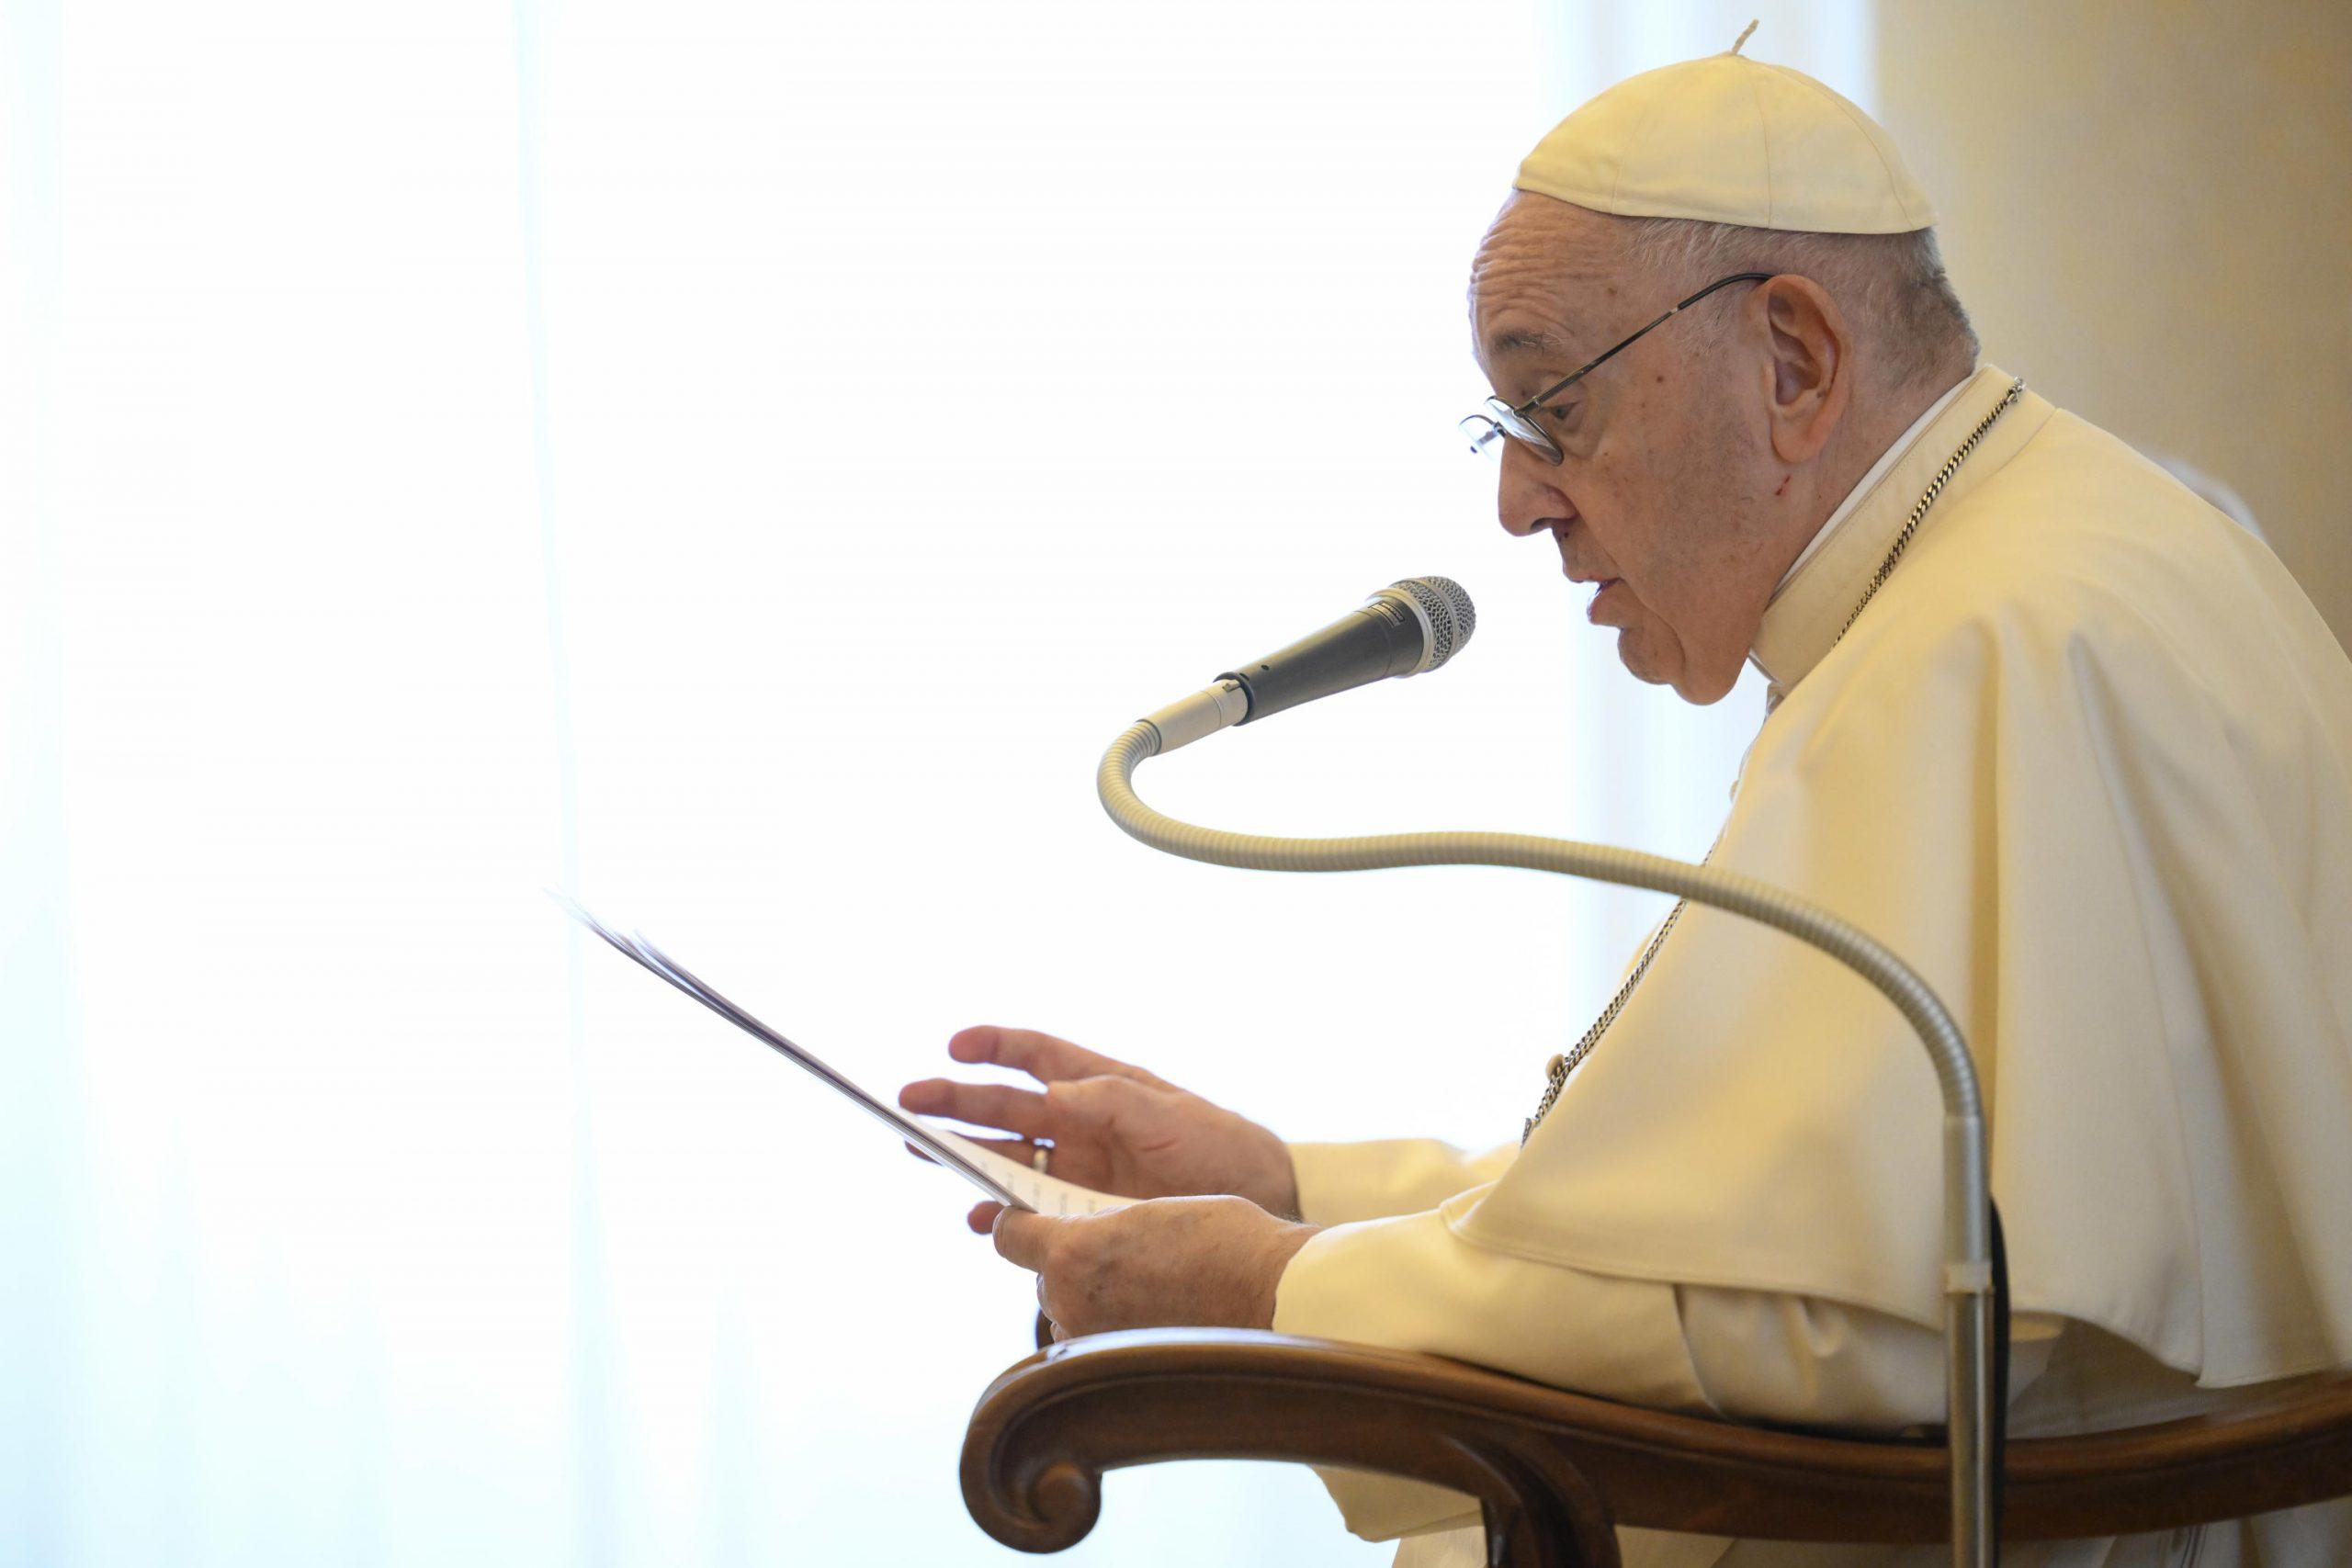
[{"xmin": 1098, "ymin": 716, "xmax": 2000, "ymax": 1568}]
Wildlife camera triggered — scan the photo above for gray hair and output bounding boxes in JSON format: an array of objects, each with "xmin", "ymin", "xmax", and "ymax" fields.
[{"xmin": 1615, "ymin": 217, "xmax": 1979, "ymax": 394}]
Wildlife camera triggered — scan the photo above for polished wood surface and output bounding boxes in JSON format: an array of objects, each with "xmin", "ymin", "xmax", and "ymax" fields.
[{"xmin": 964, "ymin": 1327, "xmax": 2352, "ymax": 1564}]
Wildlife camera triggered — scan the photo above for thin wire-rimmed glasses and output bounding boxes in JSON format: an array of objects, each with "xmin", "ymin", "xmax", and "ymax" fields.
[{"xmin": 1460, "ymin": 271, "xmax": 1772, "ymax": 465}]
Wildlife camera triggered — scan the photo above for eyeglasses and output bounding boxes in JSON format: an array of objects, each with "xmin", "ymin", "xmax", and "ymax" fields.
[{"xmin": 1459, "ymin": 272, "xmax": 1772, "ymax": 465}]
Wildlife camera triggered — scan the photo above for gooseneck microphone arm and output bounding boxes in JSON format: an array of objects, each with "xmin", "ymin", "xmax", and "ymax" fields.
[{"xmin": 1095, "ymin": 586, "xmax": 2001, "ymax": 1568}]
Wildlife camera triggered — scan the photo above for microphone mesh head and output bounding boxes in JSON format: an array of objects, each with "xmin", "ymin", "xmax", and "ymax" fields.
[{"xmin": 1389, "ymin": 576, "xmax": 1476, "ymax": 670}]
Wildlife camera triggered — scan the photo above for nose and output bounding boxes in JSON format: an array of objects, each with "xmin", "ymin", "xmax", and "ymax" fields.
[{"xmin": 1496, "ymin": 442, "xmax": 1568, "ymax": 538}]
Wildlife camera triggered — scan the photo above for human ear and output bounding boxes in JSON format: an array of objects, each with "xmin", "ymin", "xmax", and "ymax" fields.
[{"xmin": 1757, "ymin": 275, "xmax": 1851, "ymax": 466}]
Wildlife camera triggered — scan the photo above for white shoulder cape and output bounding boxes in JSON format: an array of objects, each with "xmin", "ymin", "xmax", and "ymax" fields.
[{"xmin": 1445, "ymin": 378, "xmax": 2352, "ymax": 1388}]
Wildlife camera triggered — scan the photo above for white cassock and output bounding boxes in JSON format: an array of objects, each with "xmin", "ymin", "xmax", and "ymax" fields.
[{"xmin": 1269, "ymin": 365, "xmax": 2352, "ymax": 1566}]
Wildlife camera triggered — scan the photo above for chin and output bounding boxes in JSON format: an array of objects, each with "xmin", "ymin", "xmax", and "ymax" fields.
[
  {"xmin": 1670, "ymin": 673, "xmax": 1737, "ymax": 705},
  {"xmin": 1613, "ymin": 629, "xmax": 1678, "ymax": 690},
  {"xmin": 1668, "ymin": 660, "xmax": 1743, "ymax": 705},
  {"xmin": 1617, "ymin": 628, "xmax": 1736, "ymax": 705}
]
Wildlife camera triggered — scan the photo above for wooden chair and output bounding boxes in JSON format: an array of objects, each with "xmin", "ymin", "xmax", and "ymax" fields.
[{"xmin": 962, "ymin": 1325, "xmax": 2352, "ymax": 1567}]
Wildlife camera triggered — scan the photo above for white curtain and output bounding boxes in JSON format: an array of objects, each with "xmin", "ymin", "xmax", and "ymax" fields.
[{"xmin": 0, "ymin": 3, "xmax": 1863, "ymax": 1562}]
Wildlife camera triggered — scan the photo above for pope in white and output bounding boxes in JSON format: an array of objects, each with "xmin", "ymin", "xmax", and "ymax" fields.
[{"xmin": 899, "ymin": 40, "xmax": 2352, "ymax": 1567}]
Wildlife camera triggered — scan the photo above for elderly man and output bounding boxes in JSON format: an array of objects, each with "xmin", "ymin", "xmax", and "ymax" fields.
[{"xmin": 899, "ymin": 43, "xmax": 2352, "ymax": 1567}]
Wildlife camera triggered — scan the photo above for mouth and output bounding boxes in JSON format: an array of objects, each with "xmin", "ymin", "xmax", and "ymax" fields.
[
  {"xmin": 1541, "ymin": 520, "xmax": 1621, "ymax": 604},
  {"xmin": 1583, "ymin": 578, "xmax": 1623, "ymax": 624}
]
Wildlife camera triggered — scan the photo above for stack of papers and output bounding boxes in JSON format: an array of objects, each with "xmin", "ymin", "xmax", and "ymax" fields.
[{"xmin": 554, "ymin": 895, "xmax": 1124, "ymax": 1217}]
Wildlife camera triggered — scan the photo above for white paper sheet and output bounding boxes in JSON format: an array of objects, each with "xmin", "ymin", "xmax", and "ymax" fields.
[
  {"xmin": 921, "ymin": 1124, "xmax": 1126, "ymax": 1217},
  {"xmin": 553, "ymin": 894, "xmax": 1125, "ymax": 1216}
]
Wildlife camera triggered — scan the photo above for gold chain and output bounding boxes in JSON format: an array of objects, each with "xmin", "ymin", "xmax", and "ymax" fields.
[
  {"xmin": 1835, "ymin": 378, "xmax": 2026, "ymax": 642},
  {"xmin": 1522, "ymin": 378, "xmax": 2027, "ymax": 1145}
]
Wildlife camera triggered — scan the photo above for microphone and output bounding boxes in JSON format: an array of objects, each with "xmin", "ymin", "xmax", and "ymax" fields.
[
  {"xmin": 1096, "ymin": 566, "xmax": 1999, "ymax": 1568},
  {"xmin": 1136, "ymin": 576, "xmax": 1476, "ymax": 754}
]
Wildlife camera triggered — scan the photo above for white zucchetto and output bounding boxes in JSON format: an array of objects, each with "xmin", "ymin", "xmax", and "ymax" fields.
[{"xmin": 1514, "ymin": 30, "xmax": 1936, "ymax": 234}]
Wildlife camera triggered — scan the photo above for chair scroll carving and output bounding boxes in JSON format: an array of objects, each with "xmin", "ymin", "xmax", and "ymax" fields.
[
  {"xmin": 965, "ymin": 1328, "xmax": 1623, "ymax": 1567},
  {"xmin": 964, "ymin": 1328, "xmax": 2352, "ymax": 1565}
]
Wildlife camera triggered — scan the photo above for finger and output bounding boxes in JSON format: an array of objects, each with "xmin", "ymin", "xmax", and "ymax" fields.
[
  {"xmin": 897, "ymin": 1078, "xmax": 953, "ymax": 1114},
  {"xmin": 949, "ymin": 1025, "xmax": 1162, "ymax": 1088},
  {"xmin": 1049, "ymin": 1320, "xmax": 1070, "ymax": 1343},
  {"xmin": 901, "ymin": 1140, "xmax": 938, "ymax": 1165},
  {"xmin": 898, "ymin": 1078, "xmax": 1052, "ymax": 1137},
  {"xmin": 1043, "ymin": 1074, "xmax": 1149, "ymax": 1134},
  {"xmin": 968, "ymin": 1201, "xmax": 1003, "ymax": 1234},
  {"xmin": 990, "ymin": 1205, "xmax": 1055, "ymax": 1271}
]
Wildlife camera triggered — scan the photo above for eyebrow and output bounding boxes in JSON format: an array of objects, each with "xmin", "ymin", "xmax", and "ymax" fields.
[{"xmin": 1484, "ymin": 326, "xmax": 1570, "ymax": 361}]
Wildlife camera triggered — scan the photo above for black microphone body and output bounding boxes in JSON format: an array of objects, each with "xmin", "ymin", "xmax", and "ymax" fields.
[
  {"xmin": 1219, "ymin": 595, "xmax": 1430, "ymax": 723},
  {"xmin": 1136, "ymin": 576, "xmax": 1475, "ymax": 754}
]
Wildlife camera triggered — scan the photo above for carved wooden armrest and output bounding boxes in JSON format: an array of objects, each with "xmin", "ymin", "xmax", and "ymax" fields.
[
  {"xmin": 967, "ymin": 1327, "xmax": 1627, "ymax": 1567},
  {"xmin": 964, "ymin": 1328, "xmax": 2352, "ymax": 1568}
]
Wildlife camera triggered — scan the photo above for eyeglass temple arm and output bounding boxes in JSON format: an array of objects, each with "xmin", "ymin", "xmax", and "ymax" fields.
[{"xmin": 1520, "ymin": 271, "xmax": 1776, "ymax": 412}]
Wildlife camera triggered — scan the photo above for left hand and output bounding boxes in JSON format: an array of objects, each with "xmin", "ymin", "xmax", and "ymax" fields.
[{"xmin": 984, "ymin": 1195, "xmax": 1318, "ymax": 1340}]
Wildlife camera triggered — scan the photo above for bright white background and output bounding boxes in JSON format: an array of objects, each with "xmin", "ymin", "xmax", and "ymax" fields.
[{"xmin": 1, "ymin": 3, "xmax": 1864, "ymax": 1562}]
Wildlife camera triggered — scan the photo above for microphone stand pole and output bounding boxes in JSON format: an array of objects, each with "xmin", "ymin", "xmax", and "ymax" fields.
[{"xmin": 1098, "ymin": 716, "xmax": 1998, "ymax": 1568}]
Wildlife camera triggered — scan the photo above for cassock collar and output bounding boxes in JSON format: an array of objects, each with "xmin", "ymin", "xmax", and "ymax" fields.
[{"xmin": 1749, "ymin": 364, "xmax": 2019, "ymax": 698}]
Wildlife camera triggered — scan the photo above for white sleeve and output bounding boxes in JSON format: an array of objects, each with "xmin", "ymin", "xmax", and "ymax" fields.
[
  {"xmin": 1270, "ymin": 1205, "xmax": 1709, "ymax": 1541},
  {"xmin": 1271, "ymin": 1202, "xmax": 2060, "ymax": 1543},
  {"xmin": 1674, "ymin": 1287, "xmax": 2059, "ymax": 1431},
  {"xmin": 1284, "ymin": 1138, "xmax": 1519, "ymax": 1225}
]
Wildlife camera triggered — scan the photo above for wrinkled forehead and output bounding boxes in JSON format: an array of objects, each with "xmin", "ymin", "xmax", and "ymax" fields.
[{"xmin": 1469, "ymin": 193, "xmax": 1639, "ymax": 369}]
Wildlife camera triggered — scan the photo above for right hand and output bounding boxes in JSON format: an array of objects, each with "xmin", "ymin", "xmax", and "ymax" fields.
[{"xmin": 898, "ymin": 1025, "xmax": 1299, "ymax": 1230}]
